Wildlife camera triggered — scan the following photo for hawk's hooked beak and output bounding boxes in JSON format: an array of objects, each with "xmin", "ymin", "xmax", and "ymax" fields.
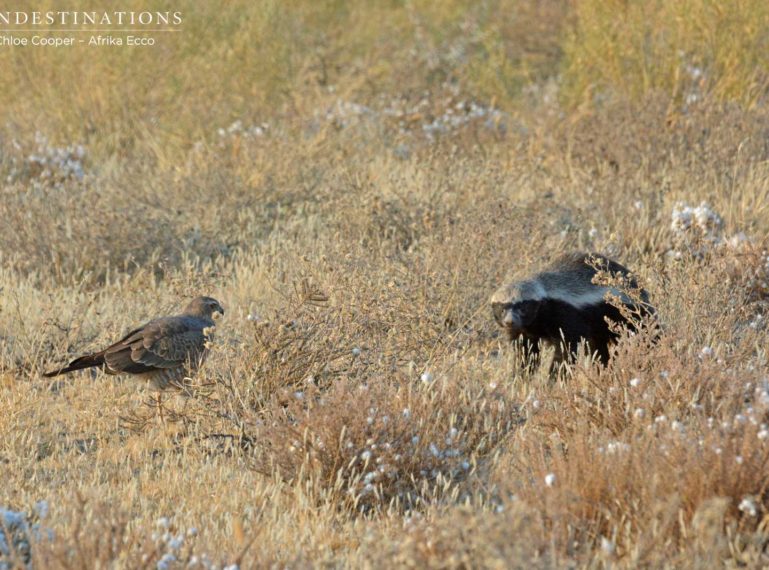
[{"xmin": 214, "ymin": 306, "xmax": 225, "ymax": 318}]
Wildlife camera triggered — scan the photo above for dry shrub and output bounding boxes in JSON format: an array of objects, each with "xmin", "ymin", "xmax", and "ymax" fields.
[
  {"xmin": 557, "ymin": 97, "xmax": 769, "ymax": 181},
  {"xmin": 202, "ymin": 270, "xmax": 523, "ymax": 513},
  {"xmin": 249, "ymin": 374, "xmax": 521, "ymax": 513},
  {"xmin": 23, "ymin": 498, "xmax": 256, "ymax": 569},
  {"xmin": 660, "ymin": 241, "xmax": 769, "ymax": 354},
  {"xmin": 504, "ymin": 396, "xmax": 769, "ymax": 563},
  {"xmin": 210, "ymin": 281, "xmax": 357, "ymax": 420},
  {"xmin": 361, "ymin": 503, "xmax": 555, "ymax": 568},
  {"xmin": 710, "ymin": 241, "xmax": 769, "ymax": 307},
  {"xmin": 0, "ymin": 178, "xmax": 180, "ymax": 283}
]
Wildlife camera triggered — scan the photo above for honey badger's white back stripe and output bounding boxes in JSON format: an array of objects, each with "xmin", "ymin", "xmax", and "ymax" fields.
[
  {"xmin": 543, "ymin": 285, "xmax": 631, "ymax": 307},
  {"xmin": 490, "ymin": 278, "xmax": 633, "ymax": 308}
]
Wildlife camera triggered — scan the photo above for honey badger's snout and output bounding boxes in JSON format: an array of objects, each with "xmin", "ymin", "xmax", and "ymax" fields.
[
  {"xmin": 492, "ymin": 303, "xmax": 512, "ymax": 325},
  {"xmin": 493, "ymin": 303, "xmax": 520, "ymax": 336},
  {"xmin": 492, "ymin": 300, "xmax": 540, "ymax": 339}
]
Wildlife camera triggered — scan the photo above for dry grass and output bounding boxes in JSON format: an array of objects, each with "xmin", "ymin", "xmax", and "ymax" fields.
[
  {"xmin": 561, "ymin": 0, "xmax": 769, "ymax": 107},
  {"xmin": 2, "ymin": 1, "xmax": 769, "ymax": 568}
]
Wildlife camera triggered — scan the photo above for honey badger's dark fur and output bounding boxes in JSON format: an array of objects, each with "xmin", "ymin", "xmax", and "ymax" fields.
[{"xmin": 491, "ymin": 252, "xmax": 654, "ymax": 373}]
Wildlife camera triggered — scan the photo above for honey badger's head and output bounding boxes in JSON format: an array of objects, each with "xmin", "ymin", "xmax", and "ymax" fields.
[
  {"xmin": 490, "ymin": 280, "xmax": 545, "ymax": 340},
  {"xmin": 492, "ymin": 300, "xmax": 541, "ymax": 339}
]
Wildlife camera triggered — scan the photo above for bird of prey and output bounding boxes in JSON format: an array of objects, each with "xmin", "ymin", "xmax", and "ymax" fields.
[{"xmin": 44, "ymin": 296, "xmax": 225, "ymax": 390}]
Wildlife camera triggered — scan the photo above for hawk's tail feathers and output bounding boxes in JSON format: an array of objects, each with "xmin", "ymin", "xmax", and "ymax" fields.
[{"xmin": 43, "ymin": 353, "xmax": 106, "ymax": 377}]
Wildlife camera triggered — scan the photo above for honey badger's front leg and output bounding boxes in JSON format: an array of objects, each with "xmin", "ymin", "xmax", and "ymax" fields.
[
  {"xmin": 520, "ymin": 336, "xmax": 541, "ymax": 373},
  {"xmin": 548, "ymin": 339, "xmax": 579, "ymax": 377}
]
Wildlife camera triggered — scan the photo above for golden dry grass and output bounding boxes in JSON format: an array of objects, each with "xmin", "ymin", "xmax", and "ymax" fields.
[{"xmin": 2, "ymin": 1, "xmax": 769, "ymax": 568}]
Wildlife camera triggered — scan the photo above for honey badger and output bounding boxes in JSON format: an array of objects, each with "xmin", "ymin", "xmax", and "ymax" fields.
[{"xmin": 490, "ymin": 252, "xmax": 653, "ymax": 373}]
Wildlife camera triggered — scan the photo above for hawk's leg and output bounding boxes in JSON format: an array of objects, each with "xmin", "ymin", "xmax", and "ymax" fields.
[{"xmin": 156, "ymin": 393, "xmax": 165, "ymax": 425}]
